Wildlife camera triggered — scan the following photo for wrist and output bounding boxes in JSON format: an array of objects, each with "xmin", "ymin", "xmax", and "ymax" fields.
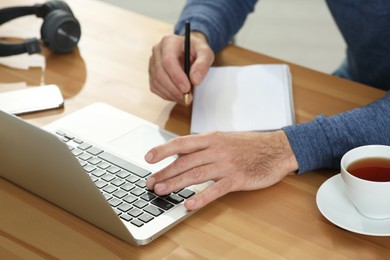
[
  {"xmin": 191, "ymin": 31, "xmax": 208, "ymax": 45},
  {"xmin": 274, "ymin": 130, "xmax": 299, "ymax": 173}
]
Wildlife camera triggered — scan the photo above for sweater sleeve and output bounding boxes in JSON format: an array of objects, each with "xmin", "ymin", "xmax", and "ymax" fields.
[
  {"xmin": 283, "ymin": 92, "xmax": 390, "ymax": 174},
  {"xmin": 174, "ymin": 0, "xmax": 258, "ymax": 52}
]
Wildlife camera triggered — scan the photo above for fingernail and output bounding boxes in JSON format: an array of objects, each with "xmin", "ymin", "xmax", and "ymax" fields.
[
  {"xmin": 145, "ymin": 152, "xmax": 153, "ymax": 162},
  {"xmin": 155, "ymin": 183, "xmax": 166, "ymax": 193}
]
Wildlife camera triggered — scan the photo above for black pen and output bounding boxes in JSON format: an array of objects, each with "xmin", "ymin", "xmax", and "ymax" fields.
[{"xmin": 183, "ymin": 21, "xmax": 191, "ymax": 105}]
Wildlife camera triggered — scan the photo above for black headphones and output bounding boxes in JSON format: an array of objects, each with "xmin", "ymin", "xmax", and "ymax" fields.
[{"xmin": 0, "ymin": 0, "xmax": 81, "ymax": 57}]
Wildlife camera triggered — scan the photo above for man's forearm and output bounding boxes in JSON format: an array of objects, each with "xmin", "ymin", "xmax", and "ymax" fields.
[
  {"xmin": 174, "ymin": 0, "xmax": 258, "ymax": 52},
  {"xmin": 283, "ymin": 92, "xmax": 390, "ymax": 173}
]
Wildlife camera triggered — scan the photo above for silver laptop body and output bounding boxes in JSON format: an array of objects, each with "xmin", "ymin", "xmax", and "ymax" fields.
[{"xmin": 0, "ymin": 103, "xmax": 208, "ymax": 245}]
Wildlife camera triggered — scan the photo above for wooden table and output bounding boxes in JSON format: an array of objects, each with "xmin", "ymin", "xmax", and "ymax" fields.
[{"xmin": 1, "ymin": 0, "xmax": 389, "ymax": 258}]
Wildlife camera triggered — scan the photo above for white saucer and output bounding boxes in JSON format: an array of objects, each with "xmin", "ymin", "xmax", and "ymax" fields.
[{"xmin": 316, "ymin": 174, "xmax": 390, "ymax": 236}]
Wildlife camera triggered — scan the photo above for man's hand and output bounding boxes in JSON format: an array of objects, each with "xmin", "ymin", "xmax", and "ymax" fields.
[
  {"xmin": 148, "ymin": 32, "xmax": 214, "ymax": 106},
  {"xmin": 145, "ymin": 130, "xmax": 298, "ymax": 210}
]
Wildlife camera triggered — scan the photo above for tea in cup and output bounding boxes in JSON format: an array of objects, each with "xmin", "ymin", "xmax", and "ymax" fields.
[{"xmin": 341, "ymin": 145, "xmax": 390, "ymax": 219}]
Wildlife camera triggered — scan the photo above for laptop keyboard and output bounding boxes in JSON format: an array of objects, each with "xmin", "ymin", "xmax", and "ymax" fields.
[{"xmin": 55, "ymin": 130, "xmax": 195, "ymax": 228}]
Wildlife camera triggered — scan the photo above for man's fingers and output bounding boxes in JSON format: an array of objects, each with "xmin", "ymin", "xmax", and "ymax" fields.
[
  {"xmin": 160, "ymin": 36, "xmax": 191, "ymax": 93},
  {"xmin": 184, "ymin": 178, "xmax": 234, "ymax": 210},
  {"xmin": 149, "ymin": 158, "xmax": 222, "ymax": 193},
  {"xmin": 145, "ymin": 134, "xmax": 212, "ymax": 164},
  {"xmin": 190, "ymin": 51, "xmax": 213, "ymax": 86},
  {"xmin": 149, "ymin": 35, "xmax": 191, "ymax": 104}
]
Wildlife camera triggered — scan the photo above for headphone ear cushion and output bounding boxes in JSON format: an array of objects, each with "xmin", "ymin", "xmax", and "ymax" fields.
[{"xmin": 41, "ymin": 9, "xmax": 81, "ymax": 53}]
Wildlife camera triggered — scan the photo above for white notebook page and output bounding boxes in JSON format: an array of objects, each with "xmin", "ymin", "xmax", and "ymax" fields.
[{"xmin": 190, "ymin": 64, "xmax": 294, "ymax": 133}]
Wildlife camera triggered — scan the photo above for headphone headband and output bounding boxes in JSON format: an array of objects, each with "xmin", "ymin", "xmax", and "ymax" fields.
[
  {"xmin": 0, "ymin": 1, "xmax": 80, "ymax": 56},
  {"xmin": 0, "ymin": 6, "xmax": 36, "ymax": 25},
  {"xmin": 0, "ymin": 38, "xmax": 41, "ymax": 57}
]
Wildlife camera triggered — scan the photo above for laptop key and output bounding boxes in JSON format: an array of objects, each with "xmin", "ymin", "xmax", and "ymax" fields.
[
  {"xmin": 83, "ymin": 164, "xmax": 96, "ymax": 173},
  {"xmin": 120, "ymin": 214, "xmax": 132, "ymax": 222},
  {"xmin": 140, "ymin": 192, "xmax": 156, "ymax": 202},
  {"xmin": 78, "ymin": 160, "xmax": 87, "ymax": 167},
  {"xmin": 111, "ymin": 178, "xmax": 126, "ymax": 187},
  {"xmin": 88, "ymin": 157, "xmax": 101, "ymax": 165},
  {"xmin": 144, "ymin": 204, "xmax": 164, "ymax": 217},
  {"xmin": 107, "ymin": 165, "xmax": 121, "ymax": 174},
  {"xmin": 91, "ymin": 168, "xmax": 105, "ymax": 177},
  {"xmin": 58, "ymin": 136, "xmax": 69, "ymax": 143},
  {"xmin": 131, "ymin": 187, "xmax": 145, "ymax": 196},
  {"xmin": 151, "ymin": 197, "xmax": 174, "ymax": 210},
  {"xmin": 113, "ymin": 189, "xmax": 127, "ymax": 199},
  {"xmin": 71, "ymin": 148, "xmax": 83, "ymax": 156},
  {"xmin": 133, "ymin": 199, "xmax": 148, "ymax": 209},
  {"xmin": 118, "ymin": 202, "xmax": 133, "ymax": 212},
  {"xmin": 109, "ymin": 197, "xmax": 122, "ymax": 207},
  {"xmin": 130, "ymin": 219, "xmax": 144, "ymax": 227},
  {"xmin": 116, "ymin": 170, "xmax": 130, "ymax": 179},
  {"xmin": 103, "ymin": 184, "xmax": 118, "ymax": 194},
  {"xmin": 56, "ymin": 130, "xmax": 66, "ymax": 136},
  {"xmin": 103, "ymin": 193, "xmax": 112, "ymax": 200},
  {"xmin": 113, "ymin": 208, "xmax": 122, "ymax": 216},
  {"xmin": 129, "ymin": 208, "xmax": 143, "ymax": 217},
  {"xmin": 97, "ymin": 161, "xmax": 110, "ymax": 169},
  {"xmin": 95, "ymin": 179, "xmax": 107, "ymax": 189},
  {"xmin": 64, "ymin": 133, "xmax": 75, "ymax": 140},
  {"xmin": 101, "ymin": 173, "xmax": 115, "ymax": 182},
  {"xmin": 87, "ymin": 146, "xmax": 103, "ymax": 156},
  {"xmin": 79, "ymin": 152, "xmax": 92, "ymax": 161},
  {"xmin": 135, "ymin": 179, "xmax": 146, "ymax": 188},
  {"xmin": 123, "ymin": 194, "xmax": 137, "ymax": 204},
  {"xmin": 138, "ymin": 213, "xmax": 154, "ymax": 223},
  {"xmin": 98, "ymin": 151, "xmax": 151, "ymax": 178},
  {"xmin": 126, "ymin": 175, "xmax": 139, "ymax": 183},
  {"xmin": 73, "ymin": 138, "xmax": 83, "ymax": 144},
  {"xmin": 178, "ymin": 189, "xmax": 195, "ymax": 199},
  {"xmin": 78, "ymin": 142, "xmax": 92, "ymax": 150},
  {"xmin": 165, "ymin": 193, "xmax": 184, "ymax": 204},
  {"xmin": 121, "ymin": 183, "xmax": 135, "ymax": 192}
]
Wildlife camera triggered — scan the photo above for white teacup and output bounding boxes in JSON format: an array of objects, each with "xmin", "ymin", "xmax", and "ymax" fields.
[{"xmin": 341, "ymin": 145, "xmax": 390, "ymax": 219}]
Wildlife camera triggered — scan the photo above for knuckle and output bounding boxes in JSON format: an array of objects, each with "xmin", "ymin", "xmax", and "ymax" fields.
[
  {"xmin": 170, "ymin": 72, "xmax": 182, "ymax": 86},
  {"xmin": 160, "ymin": 35, "xmax": 172, "ymax": 44},
  {"xmin": 161, "ymin": 55, "xmax": 174, "ymax": 69},
  {"xmin": 174, "ymin": 155, "xmax": 190, "ymax": 169},
  {"xmin": 151, "ymin": 43, "xmax": 159, "ymax": 55},
  {"xmin": 170, "ymin": 136, "xmax": 186, "ymax": 147},
  {"xmin": 189, "ymin": 166, "xmax": 205, "ymax": 180},
  {"xmin": 149, "ymin": 81, "xmax": 160, "ymax": 93},
  {"xmin": 207, "ymin": 131, "xmax": 221, "ymax": 138},
  {"xmin": 154, "ymin": 68, "xmax": 165, "ymax": 84}
]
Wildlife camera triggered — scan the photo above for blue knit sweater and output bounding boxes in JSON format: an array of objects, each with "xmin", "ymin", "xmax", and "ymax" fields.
[{"xmin": 175, "ymin": 0, "xmax": 390, "ymax": 173}]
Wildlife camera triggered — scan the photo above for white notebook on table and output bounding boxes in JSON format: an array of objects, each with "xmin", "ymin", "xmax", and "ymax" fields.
[{"xmin": 190, "ymin": 64, "xmax": 295, "ymax": 133}]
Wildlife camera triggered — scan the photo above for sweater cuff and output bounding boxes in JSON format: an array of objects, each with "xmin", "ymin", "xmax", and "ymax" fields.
[
  {"xmin": 175, "ymin": 19, "xmax": 224, "ymax": 52},
  {"xmin": 282, "ymin": 115, "xmax": 334, "ymax": 174}
]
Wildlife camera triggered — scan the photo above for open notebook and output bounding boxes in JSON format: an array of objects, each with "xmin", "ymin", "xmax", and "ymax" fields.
[{"xmin": 190, "ymin": 64, "xmax": 295, "ymax": 133}]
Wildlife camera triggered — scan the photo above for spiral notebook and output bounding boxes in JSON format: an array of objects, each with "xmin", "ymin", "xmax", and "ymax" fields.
[{"xmin": 190, "ymin": 64, "xmax": 295, "ymax": 133}]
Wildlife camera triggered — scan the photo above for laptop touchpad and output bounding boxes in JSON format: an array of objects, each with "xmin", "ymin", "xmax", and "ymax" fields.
[{"xmin": 107, "ymin": 125, "xmax": 176, "ymax": 171}]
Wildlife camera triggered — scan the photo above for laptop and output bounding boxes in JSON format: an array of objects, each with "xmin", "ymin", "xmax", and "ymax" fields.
[{"xmin": 0, "ymin": 102, "xmax": 209, "ymax": 245}]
